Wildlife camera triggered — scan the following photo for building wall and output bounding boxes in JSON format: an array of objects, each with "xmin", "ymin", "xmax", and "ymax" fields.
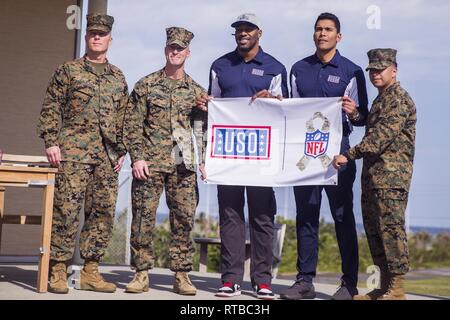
[{"xmin": 0, "ymin": 0, "xmax": 79, "ymax": 255}]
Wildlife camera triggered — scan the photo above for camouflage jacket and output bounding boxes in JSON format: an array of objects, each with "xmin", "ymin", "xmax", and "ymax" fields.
[
  {"xmin": 125, "ymin": 69, "xmax": 207, "ymax": 173},
  {"xmin": 347, "ymin": 82, "xmax": 416, "ymax": 190},
  {"xmin": 37, "ymin": 56, "xmax": 128, "ymax": 166}
]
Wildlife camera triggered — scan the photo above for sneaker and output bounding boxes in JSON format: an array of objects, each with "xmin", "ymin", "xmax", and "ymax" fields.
[
  {"xmin": 215, "ymin": 282, "xmax": 241, "ymax": 297},
  {"xmin": 332, "ymin": 281, "xmax": 358, "ymax": 300},
  {"xmin": 279, "ymin": 280, "xmax": 316, "ymax": 300},
  {"xmin": 253, "ymin": 284, "xmax": 276, "ymax": 300}
]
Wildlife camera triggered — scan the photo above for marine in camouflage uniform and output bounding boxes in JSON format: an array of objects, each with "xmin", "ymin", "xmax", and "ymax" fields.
[
  {"xmin": 124, "ymin": 27, "xmax": 207, "ymax": 295},
  {"xmin": 37, "ymin": 13, "xmax": 128, "ymax": 293},
  {"xmin": 334, "ymin": 48, "xmax": 416, "ymax": 300}
]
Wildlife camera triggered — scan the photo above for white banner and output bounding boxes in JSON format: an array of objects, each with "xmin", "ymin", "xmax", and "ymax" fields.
[{"xmin": 204, "ymin": 97, "xmax": 343, "ymax": 187}]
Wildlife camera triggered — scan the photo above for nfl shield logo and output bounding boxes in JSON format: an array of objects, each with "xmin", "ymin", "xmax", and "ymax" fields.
[{"xmin": 304, "ymin": 129, "xmax": 329, "ymax": 159}]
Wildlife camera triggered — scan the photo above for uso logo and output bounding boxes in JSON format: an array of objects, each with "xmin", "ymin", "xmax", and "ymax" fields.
[{"xmin": 211, "ymin": 125, "xmax": 271, "ymax": 160}]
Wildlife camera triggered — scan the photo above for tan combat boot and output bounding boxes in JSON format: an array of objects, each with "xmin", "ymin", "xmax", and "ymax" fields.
[
  {"xmin": 48, "ymin": 260, "xmax": 69, "ymax": 294},
  {"xmin": 378, "ymin": 274, "xmax": 406, "ymax": 300},
  {"xmin": 125, "ymin": 270, "xmax": 149, "ymax": 293},
  {"xmin": 354, "ymin": 267, "xmax": 390, "ymax": 300},
  {"xmin": 173, "ymin": 272, "xmax": 197, "ymax": 295},
  {"xmin": 79, "ymin": 260, "xmax": 116, "ymax": 293}
]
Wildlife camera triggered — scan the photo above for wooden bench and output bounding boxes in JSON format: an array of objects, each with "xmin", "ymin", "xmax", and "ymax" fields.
[
  {"xmin": 0, "ymin": 154, "xmax": 57, "ymax": 293},
  {"xmin": 194, "ymin": 222, "xmax": 286, "ymax": 279}
]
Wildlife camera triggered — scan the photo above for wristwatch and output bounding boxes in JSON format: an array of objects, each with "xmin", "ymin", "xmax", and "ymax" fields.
[{"xmin": 349, "ymin": 109, "xmax": 360, "ymax": 122}]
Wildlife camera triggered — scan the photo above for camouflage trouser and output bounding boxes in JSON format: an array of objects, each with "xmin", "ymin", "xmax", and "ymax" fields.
[
  {"xmin": 130, "ymin": 164, "xmax": 197, "ymax": 272},
  {"xmin": 361, "ymin": 188, "xmax": 410, "ymax": 275},
  {"xmin": 50, "ymin": 160, "xmax": 118, "ymax": 262}
]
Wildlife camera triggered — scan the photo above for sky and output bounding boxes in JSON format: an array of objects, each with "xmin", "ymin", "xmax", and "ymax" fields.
[{"xmin": 79, "ymin": 0, "xmax": 450, "ymax": 228}]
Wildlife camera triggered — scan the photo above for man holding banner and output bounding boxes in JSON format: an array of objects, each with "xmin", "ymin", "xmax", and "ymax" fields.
[
  {"xmin": 197, "ymin": 13, "xmax": 288, "ymax": 299},
  {"xmin": 280, "ymin": 13, "xmax": 369, "ymax": 300},
  {"xmin": 334, "ymin": 49, "xmax": 416, "ymax": 300}
]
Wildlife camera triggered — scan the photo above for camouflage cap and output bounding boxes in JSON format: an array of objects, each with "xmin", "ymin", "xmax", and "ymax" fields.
[
  {"xmin": 86, "ymin": 13, "xmax": 114, "ymax": 33},
  {"xmin": 366, "ymin": 48, "xmax": 397, "ymax": 71},
  {"xmin": 166, "ymin": 27, "xmax": 194, "ymax": 48}
]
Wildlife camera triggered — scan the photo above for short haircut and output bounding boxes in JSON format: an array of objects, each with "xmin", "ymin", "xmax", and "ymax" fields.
[{"xmin": 315, "ymin": 12, "xmax": 341, "ymax": 33}]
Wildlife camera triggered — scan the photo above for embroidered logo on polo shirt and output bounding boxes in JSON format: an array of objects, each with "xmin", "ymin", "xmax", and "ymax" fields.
[
  {"xmin": 327, "ymin": 75, "xmax": 340, "ymax": 84},
  {"xmin": 252, "ymin": 68, "xmax": 264, "ymax": 76}
]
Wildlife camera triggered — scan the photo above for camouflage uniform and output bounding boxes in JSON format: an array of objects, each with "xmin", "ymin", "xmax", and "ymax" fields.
[
  {"xmin": 346, "ymin": 49, "xmax": 416, "ymax": 275},
  {"xmin": 125, "ymin": 27, "xmax": 207, "ymax": 272},
  {"xmin": 37, "ymin": 14, "xmax": 128, "ymax": 262}
]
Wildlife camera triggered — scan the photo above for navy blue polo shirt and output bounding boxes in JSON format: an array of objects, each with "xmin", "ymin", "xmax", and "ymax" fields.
[
  {"xmin": 208, "ymin": 47, "xmax": 288, "ymax": 98},
  {"xmin": 290, "ymin": 50, "xmax": 368, "ymax": 133}
]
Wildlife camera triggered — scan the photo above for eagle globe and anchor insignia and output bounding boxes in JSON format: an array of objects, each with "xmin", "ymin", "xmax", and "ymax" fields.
[{"xmin": 297, "ymin": 112, "xmax": 333, "ymax": 171}]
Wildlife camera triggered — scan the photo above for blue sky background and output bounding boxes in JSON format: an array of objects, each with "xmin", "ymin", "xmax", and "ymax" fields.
[{"xmin": 80, "ymin": 0, "xmax": 450, "ymax": 228}]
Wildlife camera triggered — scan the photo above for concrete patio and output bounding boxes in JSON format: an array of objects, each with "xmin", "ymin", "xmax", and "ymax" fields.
[{"xmin": 0, "ymin": 263, "xmax": 443, "ymax": 300}]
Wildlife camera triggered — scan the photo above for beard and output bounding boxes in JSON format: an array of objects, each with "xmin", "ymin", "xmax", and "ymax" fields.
[
  {"xmin": 237, "ymin": 40, "xmax": 258, "ymax": 52},
  {"xmin": 238, "ymin": 45, "xmax": 251, "ymax": 52}
]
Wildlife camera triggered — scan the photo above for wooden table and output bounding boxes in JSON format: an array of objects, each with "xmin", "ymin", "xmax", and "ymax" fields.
[{"xmin": 0, "ymin": 164, "xmax": 58, "ymax": 293}]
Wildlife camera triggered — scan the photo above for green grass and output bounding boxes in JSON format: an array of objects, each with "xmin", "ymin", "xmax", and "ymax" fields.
[
  {"xmin": 404, "ymin": 277, "xmax": 450, "ymax": 298},
  {"xmin": 359, "ymin": 277, "xmax": 450, "ymax": 298}
]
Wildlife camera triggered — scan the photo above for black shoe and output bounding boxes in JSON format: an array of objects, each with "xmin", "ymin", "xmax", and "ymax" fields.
[
  {"xmin": 279, "ymin": 280, "xmax": 316, "ymax": 300},
  {"xmin": 331, "ymin": 282, "xmax": 358, "ymax": 300}
]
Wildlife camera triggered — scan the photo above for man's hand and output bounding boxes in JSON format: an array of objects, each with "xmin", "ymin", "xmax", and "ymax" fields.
[
  {"xmin": 114, "ymin": 155, "xmax": 126, "ymax": 173},
  {"xmin": 196, "ymin": 94, "xmax": 213, "ymax": 112},
  {"xmin": 341, "ymin": 96, "xmax": 358, "ymax": 119},
  {"xmin": 251, "ymin": 89, "xmax": 283, "ymax": 102},
  {"xmin": 199, "ymin": 163, "xmax": 207, "ymax": 181},
  {"xmin": 132, "ymin": 160, "xmax": 150, "ymax": 180},
  {"xmin": 332, "ymin": 154, "xmax": 348, "ymax": 170},
  {"xmin": 45, "ymin": 146, "xmax": 61, "ymax": 167}
]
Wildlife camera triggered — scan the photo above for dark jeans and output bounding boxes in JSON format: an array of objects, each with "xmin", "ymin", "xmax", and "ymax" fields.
[
  {"xmin": 218, "ymin": 185, "xmax": 276, "ymax": 286},
  {"xmin": 293, "ymin": 136, "xmax": 359, "ymax": 287}
]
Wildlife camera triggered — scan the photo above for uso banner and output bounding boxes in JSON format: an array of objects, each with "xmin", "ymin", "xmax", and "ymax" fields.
[{"xmin": 204, "ymin": 97, "xmax": 343, "ymax": 187}]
